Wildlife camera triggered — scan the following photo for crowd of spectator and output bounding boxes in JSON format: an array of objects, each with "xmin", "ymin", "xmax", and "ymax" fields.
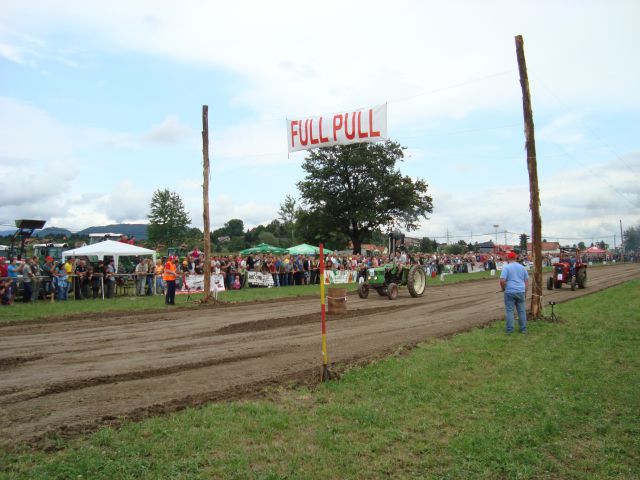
[{"xmin": 1, "ymin": 247, "xmax": 637, "ymax": 305}]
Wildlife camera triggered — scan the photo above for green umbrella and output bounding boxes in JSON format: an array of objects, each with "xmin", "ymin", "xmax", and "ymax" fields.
[
  {"xmin": 286, "ymin": 243, "xmax": 333, "ymax": 255},
  {"xmin": 239, "ymin": 243, "xmax": 287, "ymax": 255}
]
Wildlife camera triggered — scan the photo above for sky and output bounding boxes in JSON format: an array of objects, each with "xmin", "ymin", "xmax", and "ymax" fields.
[{"xmin": 1, "ymin": 0, "xmax": 639, "ymax": 247}]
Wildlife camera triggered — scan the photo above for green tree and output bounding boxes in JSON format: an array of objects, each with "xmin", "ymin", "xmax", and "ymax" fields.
[
  {"xmin": 278, "ymin": 195, "xmax": 300, "ymax": 242},
  {"xmin": 297, "ymin": 141, "xmax": 433, "ymax": 254},
  {"xmin": 224, "ymin": 219, "xmax": 245, "ymax": 237},
  {"xmin": 445, "ymin": 243, "xmax": 464, "ymax": 255},
  {"xmin": 623, "ymin": 225, "xmax": 639, "ymax": 252},
  {"xmin": 147, "ymin": 189, "xmax": 191, "ymax": 247},
  {"xmin": 578, "ymin": 241, "xmax": 586, "ymax": 250}
]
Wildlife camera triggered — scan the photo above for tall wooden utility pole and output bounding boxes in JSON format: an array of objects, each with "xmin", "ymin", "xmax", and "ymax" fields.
[
  {"xmin": 202, "ymin": 105, "xmax": 212, "ymax": 301},
  {"xmin": 515, "ymin": 35, "xmax": 543, "ymax": 318}
]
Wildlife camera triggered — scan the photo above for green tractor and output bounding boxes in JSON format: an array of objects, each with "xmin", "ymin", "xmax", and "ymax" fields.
[{"xmin": 358, "ymin": 263, "xmax": 427, "ymax": 300}]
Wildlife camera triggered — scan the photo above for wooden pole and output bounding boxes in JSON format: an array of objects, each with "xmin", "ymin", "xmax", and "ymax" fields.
[
  {"xmin": 515, "ymin": 35, "xmax": 543, "ymax": 318},
  {"xmin": 202, "ymin": 105, "xmax": 212, "ymax": 301},
  {"xmin": 319, "ymin": 243, "xmax": 330, "ymax": 382}
]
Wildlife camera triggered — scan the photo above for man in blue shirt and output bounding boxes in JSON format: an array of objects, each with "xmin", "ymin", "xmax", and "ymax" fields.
[{"xmin": 500, "ymin": 251, "xmax": 529, "ymax": 333}]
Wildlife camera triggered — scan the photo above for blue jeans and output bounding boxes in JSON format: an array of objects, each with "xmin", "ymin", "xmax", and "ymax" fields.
[{"xmin": 504, "ymin": 291, "xmax": 527, "ymax": 333}]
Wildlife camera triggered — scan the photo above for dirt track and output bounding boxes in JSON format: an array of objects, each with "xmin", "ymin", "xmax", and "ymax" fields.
[{"xmin": 1, "ymin": 263, "xmax": 638, "ymax": 447}]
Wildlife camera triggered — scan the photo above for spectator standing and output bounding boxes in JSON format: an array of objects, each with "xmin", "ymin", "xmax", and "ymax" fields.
[
  {"xmin": 74, "ymin": 260, "xmax": 88, "ymax": 300},
  {"xmin": 500, "ymin": 251, "xmax": 529, "ymax": 334},
  {"xmin": 91, "ymin": 260, "xmax": 105, "ymax": 299},
  {"xmin": 105, "ymin": 259, "xmax": 116, "ymax": 298},
  {"xmin": 135, "ymin": 258, "xmax": 148, "ymax": 296},
  {"xmin": 55, "ymin": 263, "xmax": 69, "ymax": 301},
  {"xmin": 163, "ymin": 256, "xmax": 177, "ymax": 305},
  {"xmin": 30, "ymin": 256, "xmax": 42, "ymax": 301},
  {"xmin": 154, "ymin": 259, "xmax": 165, "ymax": 295},
  {"xmin": 22, "ymin": 257, "xmax": 34, "ymax": 302}
]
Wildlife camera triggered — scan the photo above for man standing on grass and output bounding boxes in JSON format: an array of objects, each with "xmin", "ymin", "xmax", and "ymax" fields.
[
  {"xmin": 500, "ymin": 251, "xmax": 529, "ymax": 334},
  {"xmin": 163, "ymin": 256, "xmax": 177, "ymax": 305}
]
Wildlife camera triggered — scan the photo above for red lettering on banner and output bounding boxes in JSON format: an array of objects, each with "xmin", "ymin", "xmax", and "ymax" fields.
[
  {"xmin": 319, "ymin": 116, "xmax": 329, "ymax": 143},
  {"xmin": 290, "ymin": 120, "xmax": 299, "ymax": 148},
  {"xmin": 344, "ymin": 112, "xmax": 356, "ymax": 140},
  {"xmin": 357, "ymin": 111, "xmax": 368, "ymax": 139},
  {"xmin": 309, "ymin": 118, "xmax": 319, "ymax": 144},
  {"xmin": 333, "ymin": 114, "xmax": 343, "ymax": 141},
  {"xmin": 369, "ymin": 108, "xmax": 381, "ymax": 137},
  {"xmin": 300, "ymin": 119, "xmax": 309, "ymax": 146}
]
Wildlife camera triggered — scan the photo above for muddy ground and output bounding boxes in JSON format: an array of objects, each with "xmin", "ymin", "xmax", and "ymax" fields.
[{"xmin": 1, "ymin": 263, "xmax": 638, "ymax": 448}]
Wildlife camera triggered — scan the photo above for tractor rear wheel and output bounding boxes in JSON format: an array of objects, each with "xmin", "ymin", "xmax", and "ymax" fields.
[
  {"xmin": 387, "ymin": 283, "xmax": 398, "ymax": 300},
  {"xmin": 407, "ymin": 265, "xmax": 426, "ymax": 297},
  {"xmin": 577, "ymin": 269, "xmax": 587, "ymax": 289},
  {"xmin": 571, "ymin": 276, "xmax": 577, "ymax": 291},
  {"xmin": 547, "ymin": 277, "xmax": 553, "ymax": 290},
  {"xmin": 358, "ymin": 283, "xmax": 369, "ymax": 299}
]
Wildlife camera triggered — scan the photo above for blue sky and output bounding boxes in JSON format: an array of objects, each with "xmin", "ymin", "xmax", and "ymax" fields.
[{"xmin": 1, "ymin": 0, "xmax": 638, "ymax": 247}]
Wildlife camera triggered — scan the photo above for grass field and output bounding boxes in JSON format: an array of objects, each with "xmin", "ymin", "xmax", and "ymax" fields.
[{"xmin": 1, "ymin": 279, "xmax": 638, "ymax": 479}]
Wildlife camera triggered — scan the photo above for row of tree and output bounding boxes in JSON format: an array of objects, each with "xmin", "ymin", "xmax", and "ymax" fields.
[
  {"xmin": 144, "ymin": 140, "xmax": 639, "ymax": 255},
  {"xmin": 147, "ymin": 141, "xmax": 434, "ymax": 253}
]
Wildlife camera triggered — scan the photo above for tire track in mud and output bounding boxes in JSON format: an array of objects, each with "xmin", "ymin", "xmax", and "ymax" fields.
[{"xmin": 0, "ymin": 347, "xmax": 290, "ymax": 406}]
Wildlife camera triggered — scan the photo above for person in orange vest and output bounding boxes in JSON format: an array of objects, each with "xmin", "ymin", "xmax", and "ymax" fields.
[{"xmin": 163, "ymin": 255, "xmax": 177, "ymax": 305}]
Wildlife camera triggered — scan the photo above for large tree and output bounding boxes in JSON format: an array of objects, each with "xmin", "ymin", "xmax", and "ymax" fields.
[
  {"xmin": 278, "ymin": 194, "xmax": 300, "ymax": 242},
  {"xmin": 623, "ymin": 224, "xmax": 640, "ymax": 252},
  {"xmin": 297, "ymin": 141, "xmax": 433, "ymax": 253},
  {"xmin": 147, "ymin": 189, "xmax": 191, "ymax": 247}
]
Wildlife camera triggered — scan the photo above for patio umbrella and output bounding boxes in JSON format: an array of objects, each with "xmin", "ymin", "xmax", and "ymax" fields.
[
  {"xmin": 239, "ymin": 243, "xmax": 287, "ymax": 255},
  {"xmin": 286, "ymin": 243, "xmax": 333, "ymax": 255}
]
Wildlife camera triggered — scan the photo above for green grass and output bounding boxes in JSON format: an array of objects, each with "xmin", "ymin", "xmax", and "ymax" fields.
[{"xmin": 2, "ymin": 279, "xmax": 638, "ymax": 479}]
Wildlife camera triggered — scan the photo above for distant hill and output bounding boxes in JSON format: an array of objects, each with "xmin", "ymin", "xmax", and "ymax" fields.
[
  {"xmin": 0, "ymin": 224, "xmax": 148, "ymax": 240},
  {"xmin": 77, "ymin": 224, "xmax": 148, "ymax": 240},
  {"xmin": 36, "ymin": 227, "xmax": 74, "ymax": 237}
]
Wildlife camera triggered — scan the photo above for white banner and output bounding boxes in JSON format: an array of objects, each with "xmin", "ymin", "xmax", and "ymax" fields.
[
  {"xmin": 247, "ymin": 271, "xmax": 275, "ymax": 287},
  {"xmin": 180, "ymin": 274, "xmax": 226, "ymax": 292},
  {"xmin": 287, "ymin": 104, "xmax": 388, "ymax": 153},
  {"xmin": 323, "ymin": 270, "xmax": 358, "ymax": 284}
]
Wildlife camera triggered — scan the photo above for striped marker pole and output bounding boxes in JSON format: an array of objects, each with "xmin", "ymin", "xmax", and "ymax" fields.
[{"xmin": 319, "ymin": 243, "xmax": 330, "ymax": 381}]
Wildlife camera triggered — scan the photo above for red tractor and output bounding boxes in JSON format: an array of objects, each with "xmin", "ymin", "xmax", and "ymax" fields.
[{"xmin": 547, "ymin": 252, "xmax": 587, "ymax": 291}]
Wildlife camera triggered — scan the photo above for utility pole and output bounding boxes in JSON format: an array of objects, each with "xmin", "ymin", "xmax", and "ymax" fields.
[
  {"xmin": 202, "ymin": 105, "xmax": 212, "ymax": 301},
  {"xmin": 619, "ymin": 219, "xmax": 624, "ymax": 261},
  {"xmin": 515, "ymin": 35, "xmax": 543, "ymax": 318}
]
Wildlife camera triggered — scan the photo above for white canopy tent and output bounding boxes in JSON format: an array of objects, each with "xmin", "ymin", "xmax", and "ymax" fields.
[{"xmin": 62, "ymin": 240, "xmax": 157, "ymax": 271}]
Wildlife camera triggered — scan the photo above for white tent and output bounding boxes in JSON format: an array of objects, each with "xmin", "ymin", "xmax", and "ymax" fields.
[{"xmin": 62, "ymin": 240, "xmax": 156, "ymax": 270}]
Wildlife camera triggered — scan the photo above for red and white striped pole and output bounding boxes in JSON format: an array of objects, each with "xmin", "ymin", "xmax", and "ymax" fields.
[{"xmin": 319, "ymin": 243, "xmax": 330, "ymax": 381}]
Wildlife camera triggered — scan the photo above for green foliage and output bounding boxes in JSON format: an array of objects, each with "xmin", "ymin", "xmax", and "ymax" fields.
[
  {"xmin": 420, "ymin": 237, "xmax": 438, "ymax": 253},
  {"xmin": 444, "ymin": 243, "xmax": 465, "ymax": 255},
  {"xmin": 297, "ymin": 141, "xmax": 433, "ymax": 254},
  {"xmin": 623, "ymin": 224, "xmax": 639, "ymax": 251},
  {"xmin": 3, "ymin": 280, "xmax": 638, "ymax": 478},
  {"xmin": 224, "ymin": 219, "xmax": 245, "ymax": 237},
  {"xmin": 519, "ymin": 233, "xmax": 529, "ymax": 252},
  {"xmin": 147, "ymin": 189, "xmax": 191, "ymax": 248},
  {"xmin": 278, "ymin": 194, "xmax": 300, "ymax": 242}
]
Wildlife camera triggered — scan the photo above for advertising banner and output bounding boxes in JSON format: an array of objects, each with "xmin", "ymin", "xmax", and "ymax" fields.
[
  {"xmin": 179, "ymin": 274, "xmax": 226, "ymax": 293},
  {"xmin": 323, "ymin": 270, "xmax": 358, "ymax": 284},
  {"xmin": 287, "ymin": 104, "xmax": 387, "ymax": 153},
  {"xmin": 247, "ymin": 271, "xmax": 275, "ymax": 287}
]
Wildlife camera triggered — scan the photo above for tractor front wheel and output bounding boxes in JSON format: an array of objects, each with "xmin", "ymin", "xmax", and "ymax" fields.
[
  {"xmin": 407, "ymin": 265, "xmax": 426, "ymax": 297},
  {"xmin": 547, "ymin": 277, "xmax": 553, "ymax": 290},
  {"xmin": 358, "ymin": 283, "xmax": 369, "ymax": 299},
  {"xmin": 571, "ymin": 276, "xmax": 577, "ymax": 291},
  {"xmin": 577, "ymin": 269, "xmax": 587, "ymax": 289},
  {"xmin": 387, "ymin": 283, "xmax": 398, "ymax": 300}
]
